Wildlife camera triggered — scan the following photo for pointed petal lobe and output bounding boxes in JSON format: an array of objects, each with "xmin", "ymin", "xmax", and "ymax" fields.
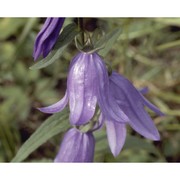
[
  {"xmin": 139, "ymin": 87, "xmax": 149, "ymax": 94},
  {"xmin": 141, "ymin": 94, "xmax": 165, "ymax": 116},
  {"xmin": 110, "ymin": 72, "xmax": 160, "ymax": 140},
  {"xmin": 105, "ymin": 120, "xmax": 126, "ymax": 157},
  {"xmin": 38, "ymin": 91, "xmax": 68, "ymax": 114}
]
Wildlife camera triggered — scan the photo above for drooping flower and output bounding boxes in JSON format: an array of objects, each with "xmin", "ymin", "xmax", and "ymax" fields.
[
  {"xmin": 38, "ymin": 52, "xmax": 129, "ymax": 125},
  {"xmin": 101, "ymin": 71, "xmax": 164, "ymax": 157},
  {"xmin": 33, "ymin": 17, "xmax": 65, "ymax": 61},
  {"xmin": 54, "ymin": 128, "xmax": 95, "ymax": 162},
  {"xmin": 37, "ymin": 50, "xmax": 163, "ymax": 160}
]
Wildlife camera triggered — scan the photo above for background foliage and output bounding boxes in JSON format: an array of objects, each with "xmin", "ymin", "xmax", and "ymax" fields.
[{"xmin": 0, "ymin": 18, "xmax": 179, "ymax": 162}]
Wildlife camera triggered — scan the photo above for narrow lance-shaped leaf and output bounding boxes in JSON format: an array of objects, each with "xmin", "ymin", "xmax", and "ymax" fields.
[
  {"xmin": 124, "ymin": 135, "xmax": 162, "ymax": 157},
  {"xmin": 11, "ymin": 109, "xmax": 70, "ymax": 162},
  {"xmin": 97, "ymin": 27, "xmax": 121, "ymax": 57},
  {"xmin": 30, "ymin": 23, "xmax": 79, "ymax": 70}
]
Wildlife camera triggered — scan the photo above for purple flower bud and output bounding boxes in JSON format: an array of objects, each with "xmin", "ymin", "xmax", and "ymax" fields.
[
  {"xmin": 54, "ymin": 128, "xmax": 95, "ymax": 162},
  {"xmin": 33, "ymin": 17, "xmax": 65, "ymax": 61},
  {"xmin": 38, "ymin": 52, "xmax": 129, "ymax": 125}
]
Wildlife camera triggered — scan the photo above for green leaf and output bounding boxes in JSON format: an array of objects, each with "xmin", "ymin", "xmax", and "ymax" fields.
[
  {"xmin": 30, "ymin": 23, "xmax": 79, "ymax": 70},
  {"xmin": 94, "ymin": 128, "xmax": 107, "ymax": 153},
  {"xmin": 124, "ymin": 136, "xmax": 158, "ymax": 153},
  {"xmin": 119, "ymin": 20, "xmax": 166, "ymax": 41},
  {"xmin": 98, "ymin": 27, "xmax": 122, "ymax": 57},
  {"xmin": 0, "ymin": 119, "xmax": 20, "ymax": 161},
  {"xmin": 11, "ymin": 109, "xmax": 70, "ymax": 162},
  {"xmin": 17, "ymin": 18, "xmax": 38, "ymax": 45}
]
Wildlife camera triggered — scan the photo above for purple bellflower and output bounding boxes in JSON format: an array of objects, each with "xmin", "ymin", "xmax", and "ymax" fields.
[
  {"xmin": 37, "ymin": 50, "xmax": 163, "ymax": 161},
  {"xmin": 38, "ymin": 52, "xmax": 129, "ymax": 125},
  {"xmin": 33, "ymin": 18, "xmax": 65, "ymax": 61},
  {"xmin": 54, "ymin": 128, "xmax": 95, "ymax": 162},
  {"xmin": 101, "ymin": 71, "xmax": 164, "ymax": 157}
]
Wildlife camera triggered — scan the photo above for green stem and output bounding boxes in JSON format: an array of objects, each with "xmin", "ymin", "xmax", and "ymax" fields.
[{"xmin": 78, "ymin": 18, "xmax": 85, "ymax": 45}]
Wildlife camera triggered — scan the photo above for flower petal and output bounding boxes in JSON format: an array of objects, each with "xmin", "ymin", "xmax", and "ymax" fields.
[
  {"xmin": 110, "ymin": 72, "xmax": 160, "ymax": 140},
  {"xmin": 68, "ymin": 53, "xmax": 97, "ymax": 125},
  {"xmin": 140, "ymin": 94, "xmax": 165, "ymax": 116},
  {"xmin": 139, "ymin": 87, "xmax": 149, "ymax": 94},
  {"xmin": 121, "ymin": 104, "xmax": 160, "ymax": 140},
  {"xmin": 38, "ymin": 91, "xmax": 68, "ymax": 114},
  {"xmin": 94, "ymin": 55, "xmax": 129, "ymax": 123},
  {"xmin": 105, "ymin": 120, "xmax": 126, "ymax": 157},
  {"xmin": 54, "ymin": 128, "xmax": 95, "ymax": 162}
]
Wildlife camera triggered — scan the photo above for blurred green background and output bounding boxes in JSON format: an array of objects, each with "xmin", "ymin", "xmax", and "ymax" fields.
[{"xmin": 0, "ymin": 18, "xmax": 179, "ymax": 162}]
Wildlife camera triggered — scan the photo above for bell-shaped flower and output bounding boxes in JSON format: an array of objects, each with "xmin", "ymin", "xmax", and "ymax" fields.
[
  {"xmin": 38, "ymin": 52, "xmax": 129, "ymax": 125},
  {"xmin": 54, "ymin": 128, "xmax": 95, "ymax": 162},
  {"xmin": 33, "ymin": 17, "xmax": 65, "ymax": 60},
  {"xmin": 101, "ymin": 71, "xmax": 164, "ymax": 157}
]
